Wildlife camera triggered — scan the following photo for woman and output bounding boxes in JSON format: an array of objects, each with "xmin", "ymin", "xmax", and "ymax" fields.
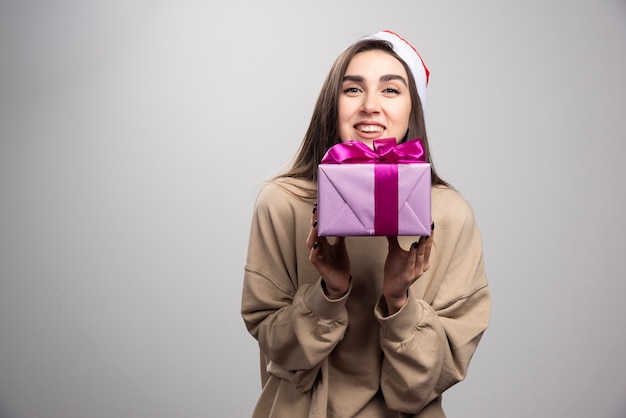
[{"xmin": 241, "ymin": 30, "xmax": 491, "ymax": 417}]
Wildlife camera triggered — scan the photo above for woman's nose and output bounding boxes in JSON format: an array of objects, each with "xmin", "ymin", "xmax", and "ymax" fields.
[{"xmin": 361, "ymin": 93, "xmax": 381, "ymax": 113}]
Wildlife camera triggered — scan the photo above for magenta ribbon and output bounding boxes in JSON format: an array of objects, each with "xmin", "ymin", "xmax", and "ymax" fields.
[{"xmin": 321, "ymin": 138, "xmax": 427, "ymax": 235}]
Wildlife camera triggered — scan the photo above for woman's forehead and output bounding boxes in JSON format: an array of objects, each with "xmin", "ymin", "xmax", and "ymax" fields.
[{"xmin": 345, "ymin": 50, "xmax": 408, "ymax": 78}]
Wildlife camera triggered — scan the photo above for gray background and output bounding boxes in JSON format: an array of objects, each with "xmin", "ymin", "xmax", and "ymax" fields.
[{"xmin": 1, "ymin": 0, "xmax": 625, "ymax": 417}]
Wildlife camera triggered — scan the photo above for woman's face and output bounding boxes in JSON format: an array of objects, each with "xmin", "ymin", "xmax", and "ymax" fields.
[{"xmin": 338, "ymin": 49, "xmax": 412, "ymax": 149}]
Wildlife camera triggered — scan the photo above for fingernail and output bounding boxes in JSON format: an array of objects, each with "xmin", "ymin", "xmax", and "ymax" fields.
[
  {"xmin": 431, "ymin": 222, "xmax": 435, "ymax": 231},
  {"xmin": 313, "ymin": 220, "xmax": 318, "ymax": 228},
  {"xmin": 412, "ymin": 241, "xmax": 418, "ymax": 249},
  {"xmin": 313, "ymin": 242, "xmax": 319, "ymax": 249},
  {"xmin": 312, "ymin": 203, "xmax": 317, "ymax": 214}
]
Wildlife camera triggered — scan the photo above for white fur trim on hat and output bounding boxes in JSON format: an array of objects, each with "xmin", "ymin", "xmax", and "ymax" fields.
[{"xmin": 363, "ymin": 30, "xmax": 429, "ymax": 112}]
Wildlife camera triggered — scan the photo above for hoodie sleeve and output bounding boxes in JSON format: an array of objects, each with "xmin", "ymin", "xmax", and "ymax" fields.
[
  {"xmin": 241, "ymin": 181, "xmax": 350, "ymax": 392},
  {"xmin": 375, "ymin": 189, "xmax": 491, "ymax": 414}
]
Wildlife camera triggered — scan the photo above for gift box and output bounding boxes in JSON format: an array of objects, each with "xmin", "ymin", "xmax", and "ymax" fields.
[{"xmin": 317, "ymin": 138, "xmax": 431, "ymax": 237}]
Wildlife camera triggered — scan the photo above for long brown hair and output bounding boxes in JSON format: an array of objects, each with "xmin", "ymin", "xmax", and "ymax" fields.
[{"xmin": 279, "ymin": 38, "xmax": 450, "ymax": 188}]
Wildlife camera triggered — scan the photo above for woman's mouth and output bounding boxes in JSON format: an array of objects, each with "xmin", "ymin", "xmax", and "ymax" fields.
[{"xmin": 355, "ymin": 124, "xmax": 384, "ymax": 133}]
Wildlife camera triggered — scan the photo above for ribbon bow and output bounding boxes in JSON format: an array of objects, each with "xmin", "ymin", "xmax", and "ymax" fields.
[{"xmin": 321, "ymin": 138, "xmax": 426, "ymax": 164}]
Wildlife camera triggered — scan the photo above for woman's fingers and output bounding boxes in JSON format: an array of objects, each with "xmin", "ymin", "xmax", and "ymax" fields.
[
  {"xmin": 306, "ymin": 202, "xmax": 319, "ymax": 251},
  {"xmin": 307, "ymin": 203, "xmax": 331, "ymax": 263},
  {"xmin": 407, "ymin": 235, "xmax": 432, "ymax": 278},
  {"xmin": 422, "ymin": 226, "xmax": 434, "ymax": 272},
  {"xmin": 415, "ymin": 236, "xmax": 427, "ymax": 273}
]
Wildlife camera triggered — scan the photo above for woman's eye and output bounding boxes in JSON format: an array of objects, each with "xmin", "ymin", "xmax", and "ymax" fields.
[
  {"xmin": 342, "ymin": 86, "xmax": 361, "ymax": 94},
  {"xmin": 383, "ymin": 87, "xmax": 400, "ymax": 94}
]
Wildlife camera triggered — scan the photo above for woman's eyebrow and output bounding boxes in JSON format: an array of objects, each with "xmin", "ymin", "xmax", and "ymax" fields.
[
  {"xmin": 342, "ymin": 74, "xmax": 407, "ymax": 86},
  {"xmin": 380, "ymin": 74, "xmax": 407, "ymax": 85},
  {"xmin": 343, "ymin": 75, "xmax": 364, "ymax": 83}
]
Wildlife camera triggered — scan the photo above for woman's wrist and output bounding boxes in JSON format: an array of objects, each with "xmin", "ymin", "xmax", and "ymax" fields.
[
  {"xmin": 384, "ymin": 291, "xmax": 408, "ymax": 315},
  {"xmin": 321, "ymin": 275, "xmax": 351, "ymax": 299}
]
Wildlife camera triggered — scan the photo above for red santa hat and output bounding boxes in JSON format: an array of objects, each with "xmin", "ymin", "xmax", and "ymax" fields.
[{"xmin": 363, "ymin": 30, "xmax": 430, "ymax": 112}]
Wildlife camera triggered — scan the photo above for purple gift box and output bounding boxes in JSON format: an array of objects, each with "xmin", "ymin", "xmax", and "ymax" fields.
[{"xmin": 317, "ymin": 139, "xmax": 431, "ymax": 237}]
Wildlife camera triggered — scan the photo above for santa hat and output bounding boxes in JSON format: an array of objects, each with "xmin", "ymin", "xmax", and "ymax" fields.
[{"xmin": 363, "ymin": 30, "xmax": 429, "ymax": 112}]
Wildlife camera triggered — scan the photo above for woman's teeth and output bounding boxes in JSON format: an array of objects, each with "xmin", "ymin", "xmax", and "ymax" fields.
[{"xmin": 357, "ymin": 125, "xmax": 383, "ymax": 133}]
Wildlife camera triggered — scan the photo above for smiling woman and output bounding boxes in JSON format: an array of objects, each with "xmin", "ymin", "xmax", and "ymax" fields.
[
  {"xmin": 338, "ymin": 50, "xmax": 412, "ymax": 149},
  {"xmin": 241, "ymin": 30, "xmax": 491, "ymax": 417}
]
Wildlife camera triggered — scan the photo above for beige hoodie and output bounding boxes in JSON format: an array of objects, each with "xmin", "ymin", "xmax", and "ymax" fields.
[{"xmin": 242, "ymin": 177, "xmax": 491, "ymax": 417}]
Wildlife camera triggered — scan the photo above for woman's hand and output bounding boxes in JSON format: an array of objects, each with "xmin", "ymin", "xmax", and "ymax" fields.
[
  {"xmin": 383, "ymin": 223, "xmax": 434, "ymax": 314},
  {"xmin": 306, "ymin": 203, "xmax": 351, "ymax": 299}
]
